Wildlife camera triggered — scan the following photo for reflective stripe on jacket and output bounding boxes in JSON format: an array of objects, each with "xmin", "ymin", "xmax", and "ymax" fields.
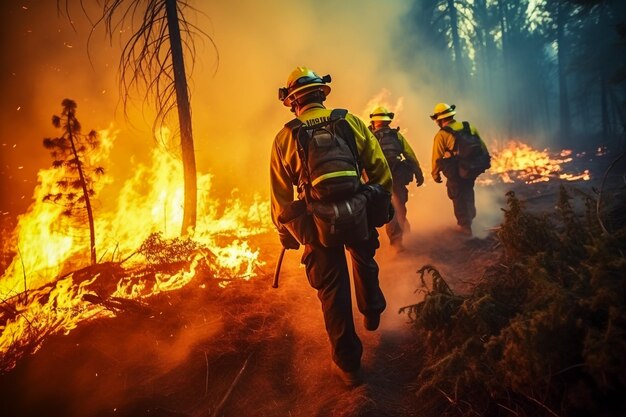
[{"xmin": 270, "ymin": 104, "xmax": 392, "ymax": 233}]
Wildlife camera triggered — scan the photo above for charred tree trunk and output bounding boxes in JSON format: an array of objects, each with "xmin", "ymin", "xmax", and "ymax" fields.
[{"xmin": 165, "ymin": 0, "xmax": 197, "ymax": 236}]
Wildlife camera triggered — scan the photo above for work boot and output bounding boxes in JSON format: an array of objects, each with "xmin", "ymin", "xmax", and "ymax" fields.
[
  {"xmin": 363, "ymin": 313, "xmax": 381, "ymax": 331},
  {"xmin": 331, "ymin": 362, "xmax": 364, "ymax": 388}
]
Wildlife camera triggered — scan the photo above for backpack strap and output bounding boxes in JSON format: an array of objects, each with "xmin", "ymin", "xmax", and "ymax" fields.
[
  {"xmin": 441, "ymin": 124, "xmax": 458, "ymax": 153},
  {"xmin": 329, "ymin": 109, "xmax": 360, "ymax": 173},
  {"xmin": 285, "ymin": 117, "xmax": 302, "ymax": 129},
  {"xmin": 330, "ymin": 108, "xmax": 348, "ymax": 120}
]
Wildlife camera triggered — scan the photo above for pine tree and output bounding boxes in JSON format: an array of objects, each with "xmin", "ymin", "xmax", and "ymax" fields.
[{"xmin": 43, "ymin": 99, "xmax": 104, "ymax": 265}]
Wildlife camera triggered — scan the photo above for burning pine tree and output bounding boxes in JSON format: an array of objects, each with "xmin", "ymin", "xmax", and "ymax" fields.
[{"xmin": 42, "ymin": 99, "xmax": 104, "ymax": 265}]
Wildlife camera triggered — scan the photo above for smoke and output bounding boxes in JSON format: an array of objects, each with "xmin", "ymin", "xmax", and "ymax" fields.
[{"xmin": 0, "ymin": 0, "xmax": 506, "ymax": 221}]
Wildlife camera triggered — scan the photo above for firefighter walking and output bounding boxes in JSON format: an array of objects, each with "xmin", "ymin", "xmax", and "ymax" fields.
[
  {"xmin": 270, "ymin": 67, "xmax": 392, "ymax": 387},
  {"xmin": 369, "ymin": 106, "xmax": 424, "ymax": 251},
  {"xmin": 430, "ymin": 103, "xmax": 490, "ymax": 236}
]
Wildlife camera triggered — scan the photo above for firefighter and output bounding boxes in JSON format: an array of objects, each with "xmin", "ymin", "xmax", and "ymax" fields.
[
  {"xmin": 430, "ymin": 103, "xmax": 489, "ymax": 236},
  {"xmin": 369, "ymin": 106, "xmax": 424, "ymax": 251},
  {"xmin": 270, "ymin": 67, "xmax": 392, "ymax": 387}
]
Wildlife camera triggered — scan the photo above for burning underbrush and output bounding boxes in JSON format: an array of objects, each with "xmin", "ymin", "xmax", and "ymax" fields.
[
  {"xmin": 0, "ymin": 125, "xmax": 620, "ymax": 415},
  {"xmin": 479, "ymin": 140, "xmax": 597, "ymax": 185},
  {"xmin": 400, "ymin": 185, "xmax": 626, "ymax": 417},
  {"xmin": 0, "ymin": 127, "xmax": 271, "ymax": 373}
]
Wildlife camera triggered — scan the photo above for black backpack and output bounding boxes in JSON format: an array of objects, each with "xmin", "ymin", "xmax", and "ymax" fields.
[
  {"xmin": 372, "ymin": 127, "xmax": 403, "ymax": 168},
  {"xmin": 286, "ymin": 109, "xmax": 361, "ymax": 202},
  {"xmin": 443, "ymin": 121, "xmax": 491, "ymax": 179},
  {"xmin": 372, "ymin": 126, "xmax": 414, "ymax": 185}
]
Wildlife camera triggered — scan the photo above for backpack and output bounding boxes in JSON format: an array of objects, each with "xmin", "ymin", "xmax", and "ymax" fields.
[
  {"xmin": 372, "ymin": 126, "xmax": 414, "ymax": 185},
  {"xmin": 287, "ymin": 109, "xmax": 361, "ymax": 202},
  {"xmin": 285, "ymin": 109, "xmax": 369, "ymax": 247},
  {"xmin": 373, "ymin": 127, "xmax": 403, "ymax": 167},
  {"xmin": 443, "ymin": 122, "xmax": 491, "ymax": 179}
]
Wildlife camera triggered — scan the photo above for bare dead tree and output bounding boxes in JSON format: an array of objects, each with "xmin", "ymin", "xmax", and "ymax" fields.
[{"xmin": 60, "ymin": 0, "xmax": 218, "ymax": 236}]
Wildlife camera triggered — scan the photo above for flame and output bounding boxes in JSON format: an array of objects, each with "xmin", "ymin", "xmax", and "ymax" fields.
[
  {"xmin": 361, "ymin": 88, "xmax": 404, "ymax": 125},
  {"xmin": 0, "ymin": 126, "xmax": 271, "ymax": 371},
  {"xmin": 479, "ymin": 140, "xmax": 592, "ymax": 185}
]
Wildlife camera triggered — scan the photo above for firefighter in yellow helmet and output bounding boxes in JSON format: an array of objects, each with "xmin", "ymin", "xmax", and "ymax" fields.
[
  {"xmin": 270, "ymin": 67, "xmax": 392, "ymax": 387},
  {"xmin": 430, "ymin": 103, "xmax": 490, "ymax": 236},
  {"xmin": 369, "ymin": 106, "xmax": 424, "ymax": 251}
]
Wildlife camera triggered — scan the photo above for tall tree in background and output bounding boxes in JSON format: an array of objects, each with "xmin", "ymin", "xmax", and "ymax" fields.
[
  {"xmin": 402, "ymin": 0, "xmax": 626, "ymax": 142},
  {"xmin": 472, "ymin": 0, "xmax": 498, "ymax": 102},
  {"xmin": 404, "ymin": 0, "xmax": 472, "ymax": 93},
  {"xmin": 565, "ymin": 0, "xmax": 626, "ymax": 144},
  {"xmin": 556, "ymin": 1, "xmax": 572, "ymax": 138},
  {"xmin": 446, "ymin": 0, "xmax": 466, "ymax": 89},
  {"xmin": 63, "ymin": 0, "xmax": 217, "ymax": 236},
  {"xmin": 43, "ymin": 99, "xmax": 104, "ymax": 265}
]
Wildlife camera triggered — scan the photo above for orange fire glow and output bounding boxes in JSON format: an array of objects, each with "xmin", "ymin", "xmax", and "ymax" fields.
[
  {"xmin": 479, "ymin": 140, "xmax": 591, "ymax": 185},
  {"xmin": 0, "ymin": 127, "xmax": 271, "ymax": 371}
]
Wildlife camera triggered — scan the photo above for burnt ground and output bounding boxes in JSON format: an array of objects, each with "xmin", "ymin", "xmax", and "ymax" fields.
[{"xmin": 0, "ymin": 149, "xmax": 623, "ymax": 417}]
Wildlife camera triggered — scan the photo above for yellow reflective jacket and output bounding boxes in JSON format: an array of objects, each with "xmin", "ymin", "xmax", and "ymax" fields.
[
  {"xmin": 430, "ymin": 119, "xmax": 488, "ymax": 179},
  {"xmin": 270, "ymin": 104, "xmax": 392, "ymax": 234}
]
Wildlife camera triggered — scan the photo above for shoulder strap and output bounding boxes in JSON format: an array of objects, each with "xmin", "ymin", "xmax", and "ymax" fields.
[
  {"xmin": 285, "ymin": 117, "xmax": 303, "ymax": 130},
  {"xmin": 441, "ymin": 125, "xmax": 459, "ymax": 153},
  {"xmin": 331, "ymin": 109, "xmax": 360, "ymax": 171},
  {"xmin": 441, "ymin": 125, "xmax": 456, "ymax": 135},
  {"xmin": 462, "ymin": 121, "xmax": 470, "ymax": 133},
  {"xmin": 330, "ymin": 108, "xmax": 348, "ymax": 120}
]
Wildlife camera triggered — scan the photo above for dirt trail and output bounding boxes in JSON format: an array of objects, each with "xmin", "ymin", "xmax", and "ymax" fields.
[{"xmin": 0, "ymin": 227, "xmax": 492, "ymax": 417}]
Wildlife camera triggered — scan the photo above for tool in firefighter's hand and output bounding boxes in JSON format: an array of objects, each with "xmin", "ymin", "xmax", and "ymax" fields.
[{"xmin": 272, "ymin": 247, "xmax": 286, "ymax": 288}]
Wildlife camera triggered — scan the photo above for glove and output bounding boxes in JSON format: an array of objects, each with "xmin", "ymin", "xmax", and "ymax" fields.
[
  {"xmin": 415, "ymin": 169, "xmax": 424, "ymax": 187},
  {"xmin": 434, "ymin": 173, "xmax": 442, "ymax": 183},
  {"xmin": 279, "ymin": 232, "xmax": 300, "ymax": 250}
]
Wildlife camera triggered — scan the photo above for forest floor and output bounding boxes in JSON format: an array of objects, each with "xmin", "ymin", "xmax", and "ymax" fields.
[
  {"xmin": 0, "ymin": 226, "xmax": 498, "ymax": 417},
  {"xmin": 0, "ymin": 148, "xmax": 622, "ymax": 417}
]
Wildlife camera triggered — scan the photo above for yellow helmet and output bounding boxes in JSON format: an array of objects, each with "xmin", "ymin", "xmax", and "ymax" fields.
[
  {"xmin": 278, "ymin": 67, "xmax": 331, "ymax": 107},
  {"xmin": 430, "ymin": 103, "xmax": 456, "ymax": 120},
  {"xmin": 369, "ymin": 105, "xmax": 394, "ymax": 122}
]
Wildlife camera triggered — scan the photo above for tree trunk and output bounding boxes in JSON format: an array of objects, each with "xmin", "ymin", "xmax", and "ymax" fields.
[
  {"xmin": 556, "ymin": 2, "xmax": 571, "ymax": 140},
  {"xmin": 165, "ymin": 0, "xmax": 197, "ymax": 236},
  {"xmin": 447, "ymin": 0, "xmax": 465, "ymax": 90},
  {"xmin": 498, "ymin": 0, "xmax": 513, "ymax": 136},
  {"xmin": 67, "ymin": 112, "xmax": 97, "ymax": 265},
  {"xmin": 475, "ymin": 0, "xmax": 494, "ymax": 94}
]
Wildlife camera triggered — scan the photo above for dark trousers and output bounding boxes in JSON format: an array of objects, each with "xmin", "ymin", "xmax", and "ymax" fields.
[
  {"xmin": 386, "ymin": 181, "xmax": 410, "ymax": 246},
  {"xmin": 301, "ymin": 229, "xmax": 386, "ymax": 372},
  {"xmin": 446, "ymin": 177, "xmax": 476, "ymax": 227}
]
